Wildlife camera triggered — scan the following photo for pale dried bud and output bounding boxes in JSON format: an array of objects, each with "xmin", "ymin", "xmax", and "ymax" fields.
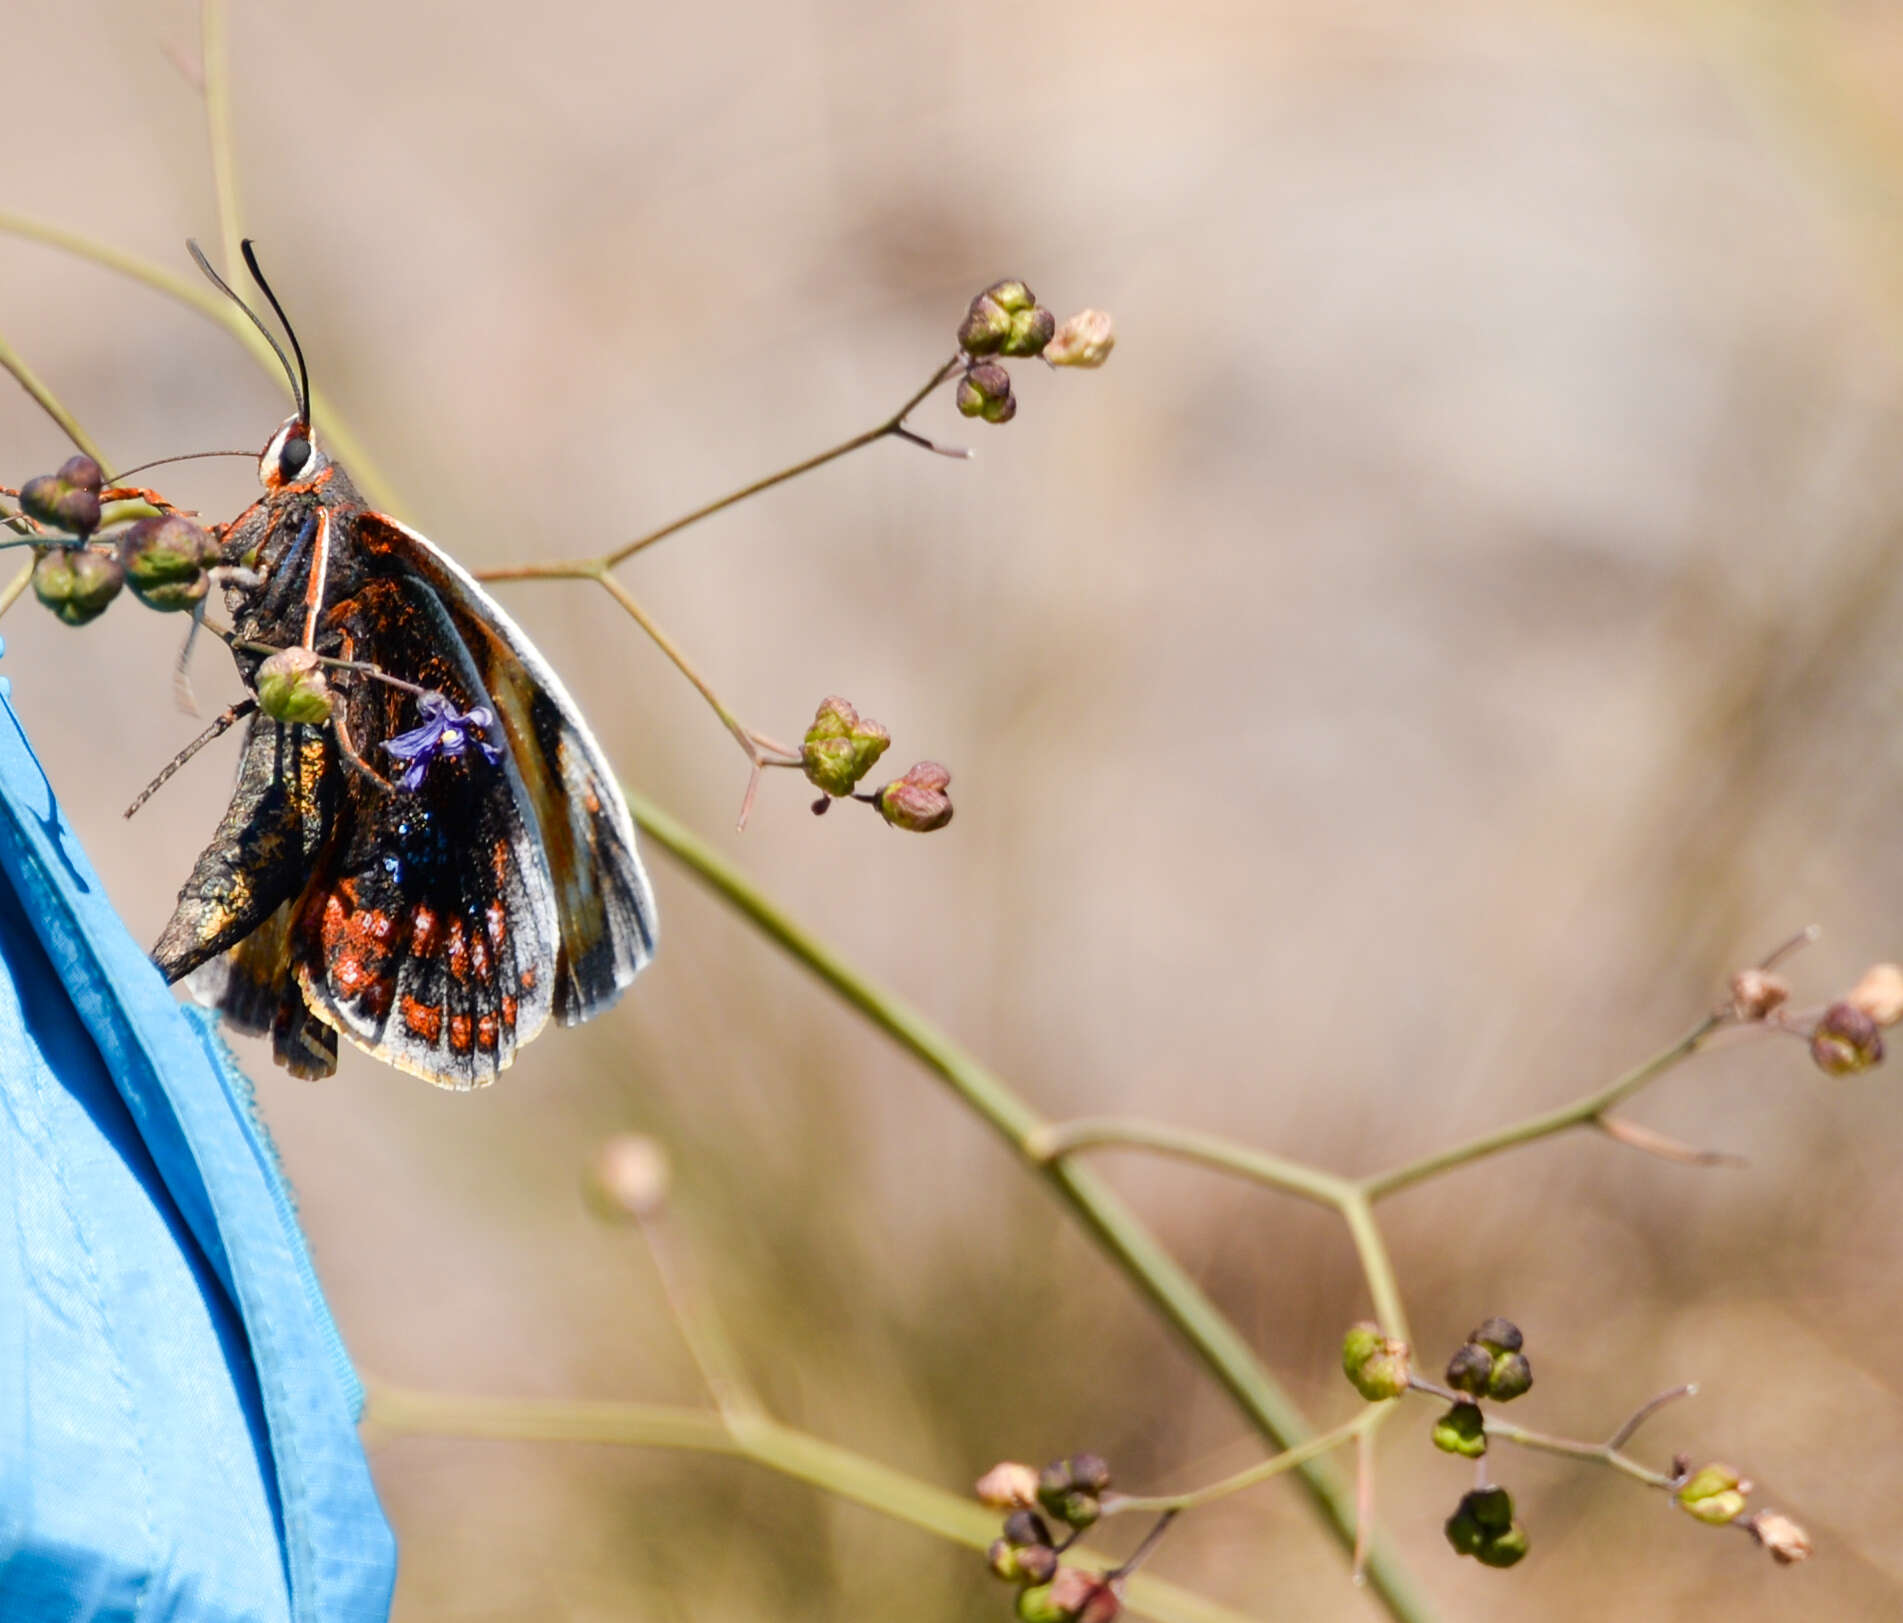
[
  {"xmin": 1045, "ymin": 309, "xmax": 1115, "ymax": 369},
  {"xmin": 1729, "ymin": 968, "xmax": 1790, "ymax": 1021},
  {"xmin": 1847, "ymin": 963, "xmax": 1903, "ymax": 1028},
  {"xmin": 1746, "ymin": 1510, "xmax": 1812, "ymax": 1566},
  {"xmin": 976, "ymin": 1462, "xmax": 1041, "ymax": 1511},
  {"xmin": 584, "ymin": 1134, "xmax": 671, "ymax": 1221}
]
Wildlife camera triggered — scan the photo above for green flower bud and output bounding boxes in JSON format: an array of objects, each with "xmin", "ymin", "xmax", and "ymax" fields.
[
  {"xmin": 1487, "ymin": 1351, "xmax": 1533, "ymax": 1402},
  {"xmin": 1016, "ymin": 1581, "xmax": 1071, "ymax": 1623},
  {"xmin": 989, "ymin": 1539, "xmax": 1058, "ymax": 1585},
  {"xmin": 1811, "ymin": 1001, "xmax": 1883, "ymax": 1076},
  {"xmin": 1475, "ymin": 1524, "xmax": 1530, "ymax": 1568},
  {"xmin": 32, "ymin": 547, "xmax": 124, "ymax": 626},
  {"xmin": 19, "ymin": 457, "xmax": 104, "ymax": 539},
  {"xmin": 1001, "ymin": 1509, "xmax": 1052, "ymax": 1550},
  {"xmin": 1471, "ymin": 1317, "xmax": 1524, "ymax": 1356},
  {"xmin": 877, "ymin": 761, "xmax": 953, "ymax": 832},
  {"xmin": 801, "ymin": 695, "xmax": 890, "ymax": 797},
  {"xmin": 956, "ymin": 362, "xmax": 1017, "ymax": 424},
  {"xmin": 256, "ymin": 646, "xmax": 334, "ymax": 725},
  {"xmin": 999, "ymin": 304, "xmax": 1057, "ymax": 358},
  {"xmin": 1678, "ymin": 1463, "xmax": 1749, "ymax": 1525},
  {"xmin": 1342, "ymin": 1322, "xmax": 1410, "ymax": 1401},
  {"xmin": 958, "ymin": 279, "xmax": 1042, "ymax": 356},
  {"xmin": 1446, "ymin": 1488, "xmax": 1527, "ymax": 1567},
  {"xmin": 118, "ymin": 515, "xmax": 221, "ymax": 612},
  {"xmin": 1445, "ymin": 1342, "xmax": 1493, "ymax": 1397},
  {"xmin": 1431, "ymin": 1401, "xmax": 1487, "ymax": 1458}
]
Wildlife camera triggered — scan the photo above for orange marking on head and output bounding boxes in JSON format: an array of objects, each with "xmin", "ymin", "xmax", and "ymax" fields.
[
  {"xmin": 448, "ymin": 1013, "xmax": 473, "ymax": 1052},
  {"xmin": 446, "ymin": 918, "xmax": 469, "ymax": 982},
  {"xmin": 410, "ymin": 906, "xmax": 439, "ymax": 956},
  {"xmin": 500, "ymin": 995, "xmax": 518, "ymax": 1029},
  {"xmin": 401, "ymin": 996, "xmax": 442, "ymax": 1043},
  {"xmin": 475, "ymin": 1013, "xmax": 498, "ymax": 1051}
]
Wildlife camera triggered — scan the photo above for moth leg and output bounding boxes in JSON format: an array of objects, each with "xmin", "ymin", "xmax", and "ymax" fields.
[
  {"xmin": 332, "ymin": 707, "xmax": 394, "ymax": 792},
  {"xmin": 152, "ymin": 713, "xmax": 339, "ymax": 982}
]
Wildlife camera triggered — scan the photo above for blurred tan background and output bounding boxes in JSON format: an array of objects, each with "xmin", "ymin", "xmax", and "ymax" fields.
[{"xmin": 5, "ymin": 1, "xmax": 1903, "ymax": 1617}]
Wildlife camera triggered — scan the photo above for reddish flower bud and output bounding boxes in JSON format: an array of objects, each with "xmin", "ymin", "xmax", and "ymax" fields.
[
  {"xmin": 1810, "ymin": 1001, "xmax": 1883, "ymax": 1076},
  {"xmin": 1729, "ymin": 967, "xmax": 1790, "ymax": 1021},
  {"xmin": 878, "ymin": 762, "xmax": 953, "ymax": 832},
  {"xmin": 19, "ymin": 467, "xmax": 103, "ymax": 539},
  {"xmin": 801, "ymin": 696, "xmax": 890, "ymax": 798}
]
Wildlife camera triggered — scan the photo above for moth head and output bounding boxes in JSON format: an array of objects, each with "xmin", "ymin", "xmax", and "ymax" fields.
[{"xmin": 259, "ymin": 415, "xmax": 326, "ymax": 490}]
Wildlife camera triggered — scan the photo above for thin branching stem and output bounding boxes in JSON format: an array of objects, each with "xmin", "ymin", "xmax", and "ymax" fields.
[
  {"xmin": 362, "ymin": 1383, "xmax": 1254, "ymax": 1623},
  {"xmin": 1407, "ymin": 1378, "xmax": 1694, "ymax": 1490},
  {"xmin": 1106, "ymin": 1408, "xmax": 1385, "ymax": 1515},
  {"xmin": 1358, "ymin": 1014, "xmax": 1726, "ymax": 1201}
]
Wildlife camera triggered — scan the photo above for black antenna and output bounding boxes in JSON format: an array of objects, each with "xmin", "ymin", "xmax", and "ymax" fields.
[
  {"xmin": 111, "ymin": 449, "xmax": 257, "ymax": 481},
  {"xmin": 239, "ymin": 240, "xmax": 311, "ymax": 439},
  {"xmin": 186, "ymin": 238, "xmax": 308, "ymax": 426}
]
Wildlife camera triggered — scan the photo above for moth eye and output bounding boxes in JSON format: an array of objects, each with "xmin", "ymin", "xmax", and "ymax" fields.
[{"xmin": 278, "ymin": 435, "xmax": 312, "ymax": 478}]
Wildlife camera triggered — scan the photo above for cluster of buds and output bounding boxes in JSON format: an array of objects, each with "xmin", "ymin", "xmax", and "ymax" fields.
[
  {"xmin": 1444, "ymin": 1486, "xmax": 1529, "ymax": 1568},
  {"xmin": 953, "ymin": 280, "xmax": 1114, "ymax": 428},
  {"xmin": 1341, "ymin": 1322, "xmax": 1410, "ymax": 1402},
  {"xmin": 1728, "ymin": 953, "xmax": 1901, "ymax": 1078},
  {"xmin": 10, "ymin": 455, "xmax": 226, "ymax": 629},
  {"xmin": 18, "ymin": 454, "xmax": 105, "ymax": 540},
  {"xmin": 799, "ymin": 697, "xmax": 953, "ymax": 832},
  {"xmin": 977, "ymin": 1457, "xmax": 1121, "ymax": 1622},
  {"xmin": 1673, "ymin": 1460, "xmax": 1811, "ymax": 1564},
  {"xmin": 1432, "ymin": 1318, "xmax": 1532, "ymax": 1460}
]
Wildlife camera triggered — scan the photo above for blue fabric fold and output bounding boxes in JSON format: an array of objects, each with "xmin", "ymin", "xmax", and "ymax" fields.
[{"xmin": 0, "ymin": 644, "xmax": 396, "ymax": 1622}]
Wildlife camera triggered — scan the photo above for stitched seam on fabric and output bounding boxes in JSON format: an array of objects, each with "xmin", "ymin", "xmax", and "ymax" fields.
[{"xmin": 10, "ymin": 972, "xmax": 157, "ymax": 1618}]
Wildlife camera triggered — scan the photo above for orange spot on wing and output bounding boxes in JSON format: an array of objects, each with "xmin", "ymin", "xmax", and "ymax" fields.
[
  {"xmin": 320, "ymin": 895, "xmax": 347, "ymax": 954},
  {"xmin": 410, "ymin": 906, "xmax": 439, "ymax": 956},
  {"xmin": 491, "ymin": 839, "xmax": 510, "ymax": 888},
  {"xmin": 500, "ymin": 995, "xmax": 518, "ymax": 1029},
  {"xmin": 333, "ymin": 954, "xmax": 371, "ymax": 994},
  {"xmin": 448, "ymin": 1013, "xmax": 473, "ymax": 1052},
  {"xmin": 519, "ymin": 966, "xmax": 537, "ymax": 991},
  {"xmin": 475, "ymin": 1013, "xmax": 498, "ymax": 1051},
  {"xmin": 401, "ymin": 996, "xmax": 442, "ymax": 1042},
  {"xmin": 446, "ymin": 917, "xmax": 469, "ymax": 982},
  {"xmin": 484, "ymin": 900, "xmax": 507, "ymax": 949},
  {"xmin": 469, "ymin": 926, "xmax": 492, "ymax": 981}
]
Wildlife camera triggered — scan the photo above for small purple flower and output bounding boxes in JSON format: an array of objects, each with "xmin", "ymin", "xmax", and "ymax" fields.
[{"xmin": 382, "ymin": 690, "xmax": 503, "ymax": 791}]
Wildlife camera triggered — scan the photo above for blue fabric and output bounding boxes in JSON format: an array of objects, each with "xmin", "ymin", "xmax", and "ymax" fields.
[{"xmin": 0, "ymin": 642, "xmax": 396, "ymax": 1622}]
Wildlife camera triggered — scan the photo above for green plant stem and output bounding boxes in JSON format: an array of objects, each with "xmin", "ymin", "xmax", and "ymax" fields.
[
  {"xmin": 627, "ymin": 791, "xmax": 1439, "ymax": 1623},
  {"xmin": 0, "ymin": 557, "xmax": 34, "ymax": 622},
  {"xmin": 363, "ymin": 1384, "xmax": 1257, "ymax": 1623},
  {"xmin": 201, "ymin": 0, "xmax": 243, "ymax": 281},
  {"xmin": 1358, "ymin": 1014, "xmax": 1724, "ymax": 1201},
  {"xmin": 1108, "ymin": 1407, "xmax": 1385, "ymax": 1515},
  {"xmin": 1027, "ymin": 1117, "xmax": 1411, "ymax": 1344}
]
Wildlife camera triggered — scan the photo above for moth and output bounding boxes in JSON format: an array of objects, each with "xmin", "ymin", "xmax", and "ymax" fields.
[{"xmin": 151, "ymin": 242, "xmax": 656, "ymax": 1087}]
